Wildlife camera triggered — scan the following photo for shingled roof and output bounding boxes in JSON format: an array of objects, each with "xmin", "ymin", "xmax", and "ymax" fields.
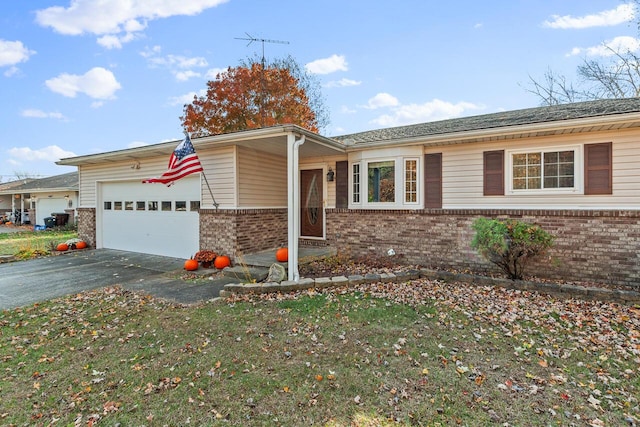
[
  {"xmin": 333, "ymin": 98, "xmax": 640, "ymax": 144},
  {"xmin": 0, "ymin": 172, "xmax": 78, "ymax": 194}
]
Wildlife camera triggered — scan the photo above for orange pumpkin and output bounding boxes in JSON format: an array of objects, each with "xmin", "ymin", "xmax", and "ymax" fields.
[
  {"xmin": 184, "ymin": 259, "xmax": 199, "ymax": 271},
  {"xmin": 276, "ymin": 247, "xmax": 288, "ymax": 262},
  {"xmin": 75, "ymin": 241, "xmax": 87, "ymax": 250},
  {"xmin": 214, "ymin": 255, "xmax": 230, "ymax": 269},
  {"xmin": 56, "ymin": 243, "xmax": 69, "ymax": 251}
]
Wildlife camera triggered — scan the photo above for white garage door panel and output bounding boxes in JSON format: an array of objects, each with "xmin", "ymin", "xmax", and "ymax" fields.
[
  {"xmin": 36, "ymin": 199, "xmax": 64, "ymax": 226},
  {"xmin": 101, "ymin": 177, "xmax": 200, "ymax": 259}
]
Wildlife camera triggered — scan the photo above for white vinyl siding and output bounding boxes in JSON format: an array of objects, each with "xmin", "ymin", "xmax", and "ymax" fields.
[
  {"xmin": 78, "ymin": 146, "xmax": 236, "ymax": 208},
  {"xmin": 237, "ymin": 146, "xmax": 287, "ymax": 207},
  {"xmin": 432, "ymin": 129, "xmax": 640, "ymax": 209}
]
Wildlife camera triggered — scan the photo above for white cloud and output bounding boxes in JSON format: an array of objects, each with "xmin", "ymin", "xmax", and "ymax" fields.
[
  {"xmin": 568, "ymin": 36, "xmax": 640, "ymax": 57},
  {"xmin": 205, "ymin": 67, "xmax": 227, "ymax": 79},
  {"xmin": 370, "ymin": 99, "xmax": 483, "ymax": 127},
  {"xmin": 141, "ymin": 48, "xmax": 209, "ymax": 81},
  {"xmin": 340, "ymin": 105, "xmax": 357, "ymax": 114},
  {"xmin": 21, "ymin": 109, "xmax": 67, "ymax": 120},
  {"xmin": 306, "ymin": 54, "xmax": 348, "ymax": 74},
  {"xmin": 35, "ymin": 0, "xmax": 228, "ymax": 47},
  {"xmin": 544, "ymin": 3, "xmax": 634, "ymax": 29},
  {"xmin": 4, "ymin": 66, "xmax": 20, "ymax": 77},
  {"xmin": 0, "ymin": 39, "xmax": 36, "ymax": 67},
  {"xmin": 45, "ymin": 67, "xmax": 122, "ymax": 99},
  {"xmin": 168, "ymin": 89, "xmax": 207, "ymax": 106},
  {"xmin": 97, "ymin": 32, "xmax": 138, "ymax": 49},
  {"xmin": 364, "ymin": 93, "xmax": 400, "ymax": 109},
  {"xmin": 325, "ymin": 78, "xmax": 361, "ymax": 88},
  {"xmin": 175, "ymin": 70, "xmax": 201, "ymax": 81},
  {"xmin": 8, "ymin": 145, "xmax": 77, "ymax": 162},
  {"xmin": 148, "ymin": 54, "xmax": 208, "ymax": 69}
]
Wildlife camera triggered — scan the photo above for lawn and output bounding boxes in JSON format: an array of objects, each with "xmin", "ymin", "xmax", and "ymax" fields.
[
  {"xmin": 0, "ymin": 279, "xmax": 638, "ymax": 426},
  {"xmin": 0, "ymin": 228, "xmax": 77, "ymax": 257}
]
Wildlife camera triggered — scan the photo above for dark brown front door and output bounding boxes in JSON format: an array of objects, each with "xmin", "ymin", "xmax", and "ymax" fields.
[{"xmin": 300, "ymin": 169, "xmax": 323, "ymax": 238}]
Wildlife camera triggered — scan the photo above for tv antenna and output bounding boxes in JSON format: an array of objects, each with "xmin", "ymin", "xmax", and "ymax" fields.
[
  {"xmin": 235, "ymin": 33, "xmax": 290, "ymax": 127},
  {"xmin": 235, "ymin": 33, "xmax": 290, "ymax": 67}
]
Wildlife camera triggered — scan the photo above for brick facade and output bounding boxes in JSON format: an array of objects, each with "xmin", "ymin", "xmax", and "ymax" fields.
[
  {"xmin": 77, "ymin": 207, "xmax": 96, "ymax": 248},
  {"xmin": 199, "ymin": 209, "xmax": 288, "ymax": 261},
  {"xmin": 326, "ymin": 209, "xmax": 640, "ymax": 288}
]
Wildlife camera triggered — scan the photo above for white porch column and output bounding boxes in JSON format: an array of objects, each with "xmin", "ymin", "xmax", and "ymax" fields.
[{"xmin": 287, "ymin": 134, "xmax": 305, "ymax": 281}]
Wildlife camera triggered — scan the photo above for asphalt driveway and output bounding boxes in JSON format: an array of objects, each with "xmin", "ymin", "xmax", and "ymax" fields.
[{"xmin": 0, "ymin": 249, "xmax": 236, "ymax": 310}]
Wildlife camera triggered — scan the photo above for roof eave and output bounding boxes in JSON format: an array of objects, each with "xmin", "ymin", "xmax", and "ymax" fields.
[
  {"xmin": 346, "ymin": 112, "xmax": 640, "ymax": 150},
  {"xmin": 57, "ymin": 125, "xmax": 345, "ymax": 166}
]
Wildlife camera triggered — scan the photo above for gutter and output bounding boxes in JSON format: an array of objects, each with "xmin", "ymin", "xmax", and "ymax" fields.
[{"xmin": 343, "ymin": 112, "xmax": 640, "ymax": 151}]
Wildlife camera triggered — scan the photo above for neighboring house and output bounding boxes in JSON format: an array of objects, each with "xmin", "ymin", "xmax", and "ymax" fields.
[
  {"xmin": 0, "ymin": 172, "xmax": 79, "ymax": 226},
  {"xmin": 0, "ymin": 178, "xmax": 34, "ymax": 218},
  {"xmin": 58, "ymin": 98, "xmax": 640, "ymax": 287}
]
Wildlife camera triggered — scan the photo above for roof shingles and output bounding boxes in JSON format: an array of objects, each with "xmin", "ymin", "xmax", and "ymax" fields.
[{"xmin": 333, "ymin": 98, "xmax": 640, "ymax": 144}]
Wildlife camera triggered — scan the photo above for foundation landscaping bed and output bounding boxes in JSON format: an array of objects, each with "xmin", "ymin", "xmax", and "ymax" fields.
[{"xmin": 219, "ymin": 254, "xmax": 640, "ymax": 305}]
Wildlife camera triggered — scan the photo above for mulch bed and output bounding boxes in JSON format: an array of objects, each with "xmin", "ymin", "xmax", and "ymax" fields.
[{"xmin": 298, "ymin": 254, "xmax": 637, "ymax": 293}]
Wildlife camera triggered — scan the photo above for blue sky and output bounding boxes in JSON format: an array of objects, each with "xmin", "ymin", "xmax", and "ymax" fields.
[{"xmin": 1, "ymin": 0, "xmax": 637, "ymax": 180}]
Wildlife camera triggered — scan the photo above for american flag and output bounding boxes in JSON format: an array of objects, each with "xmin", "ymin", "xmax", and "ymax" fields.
[{"xmin": 142, "ymin": 133, "xmax": 203, "ymax": 186}]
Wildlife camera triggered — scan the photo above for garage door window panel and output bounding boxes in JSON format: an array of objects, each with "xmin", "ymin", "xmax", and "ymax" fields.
[
  {"xmin": 104, "ymin": 201, "xmax": 112, "ymax": 210},
  {"xmin": 148, "ymin": 201, "xmax": 158, "ymax": 211},
  {"xmin": 114, "ymin": 201, "xmax": 122, "ymax": 210},
  {"xmin": 161, "ymin": 201, "xmax": 172, "ymax": 211}
]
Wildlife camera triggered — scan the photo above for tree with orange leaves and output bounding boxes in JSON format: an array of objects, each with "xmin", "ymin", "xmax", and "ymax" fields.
[{"xmin": 181, "ymin": 60, "xmax": 325, "ymax": 137}]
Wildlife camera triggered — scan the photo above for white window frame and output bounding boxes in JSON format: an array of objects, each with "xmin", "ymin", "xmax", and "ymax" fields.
[
  {"xmin": 350, "ymin": 156, "xmax": 421, "ymax": 208},
  {"xmin": 507, "ymin": 145, "xmax": 583, "ymax": 195},
  {"xmin": 404, "ymin": 158, "xmax": 420, "ymax": 205},
  {"xmin": 352, "ymin": 163, "xmax": 361, "ymax": 204}
]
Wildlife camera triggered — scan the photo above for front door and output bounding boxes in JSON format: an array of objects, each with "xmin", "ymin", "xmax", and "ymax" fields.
[{"xmin": 300, "ymin": 169, "xmax": 323, "ymax": 238}]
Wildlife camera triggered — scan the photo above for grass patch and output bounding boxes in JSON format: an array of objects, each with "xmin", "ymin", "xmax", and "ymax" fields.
[
  {"xmin": 0, "ymin": 284, "xmax": 638, "ymax": 425},
  {"xmin": 0, "ymin": 229, "xmax": 77, "ymax": 257}
]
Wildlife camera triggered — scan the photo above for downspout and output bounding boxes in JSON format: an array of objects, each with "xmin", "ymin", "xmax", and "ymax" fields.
[{"xmin": 287, "ymin": 133, "xmax": 305, "ymax": 281}]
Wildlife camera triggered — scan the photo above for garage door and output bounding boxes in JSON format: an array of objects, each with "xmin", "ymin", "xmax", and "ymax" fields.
[
  {"xmin": 100, "ymin": 177, "xmax": 200, "ymax": 259},
  {"xmin": 36, "ymin": 198, "xmax": 64, "ymax": 226}
]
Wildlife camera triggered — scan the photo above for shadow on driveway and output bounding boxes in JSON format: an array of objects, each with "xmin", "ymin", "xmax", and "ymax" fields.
[{"xmin": 0, "ymin": 249, "xmax": 236, "ymax": 310}]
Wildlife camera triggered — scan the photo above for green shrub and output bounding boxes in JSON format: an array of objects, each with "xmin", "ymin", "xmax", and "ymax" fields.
[{"xmin": 471, "ymin": 217, "xmax": 554, "ymax": 280}]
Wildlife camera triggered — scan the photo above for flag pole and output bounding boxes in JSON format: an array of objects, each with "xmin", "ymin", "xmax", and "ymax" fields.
[
  {"xmin": 202, "ymin": 172, "xmax": 219, "ymax": 210},
  {"xmin": 185, "ymin": 130, "xmax": 219, "ymax": 210}
]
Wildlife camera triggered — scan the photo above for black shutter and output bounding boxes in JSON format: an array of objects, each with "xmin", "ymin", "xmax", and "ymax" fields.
[
  {"xmin": 424, "ymin": 153, "xmax": 442, "ymax": 208},
  {"xmin": 335, "ymin": 161, "xmax": 349, "ymax": 208},
  {"xmin": 483, "ymin": 150, "xmax": 504, "ymax": 196},
  {"xmin": 584, "ymin": 142, "xmax": 612, "ymax": 195}
]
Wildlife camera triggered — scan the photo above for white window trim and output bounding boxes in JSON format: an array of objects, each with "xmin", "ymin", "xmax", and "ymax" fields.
[
  {"xmin": 352, "ymin": 163, "xmax": 361, "ymax": 204},
  {"xmin": 404, "ymin": 157, "xmax": 420, "ymax": 206},
  {"xmin": 350, "ymin": 157, "xmax": 421, "ymax": 208},
  {"xmin": 506, "ymin": 145, "xmax": 584, "ymax": 195}
]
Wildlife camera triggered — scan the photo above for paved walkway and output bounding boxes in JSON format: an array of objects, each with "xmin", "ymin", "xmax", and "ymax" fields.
[{"xmin": 0, "ymin": 249, "xmax": 235, "ymax": 310}]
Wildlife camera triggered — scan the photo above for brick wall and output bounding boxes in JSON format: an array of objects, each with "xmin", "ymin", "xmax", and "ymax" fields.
[
  {"xmin": 200, "ymin": 209, "xmax": 287, "ymax": 261},
  {"xmin": 326, "ymin": 209, "xmax": 640, "ymax": 288},
  {"xmin": 77, "ymin": 207, "xmax": 96, "ymax": 248}
]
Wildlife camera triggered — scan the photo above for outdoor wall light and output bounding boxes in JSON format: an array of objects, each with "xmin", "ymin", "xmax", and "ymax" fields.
[{"xmin": 326, "ymin": 167, "xmax": 335, "ymax": 182}]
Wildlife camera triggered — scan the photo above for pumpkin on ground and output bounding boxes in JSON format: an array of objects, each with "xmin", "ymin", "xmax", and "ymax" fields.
[
  {"xmin": 214, "ymin": 255, "xmax": 231, "ymax": 269},
  {"xmin": 184, "ymin": 258, "xmax": 199, "ymax": 271},
  {"xmin": 75, "ymin": 241, "xmax": 87, "ymax": 250},
  {"xmin": 276, "ymin": 247, "xmax": 288, "ymax": 262},
  {"xmin": 56, "ymin": 243, "xmax": 69, "ymax": 251}
]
